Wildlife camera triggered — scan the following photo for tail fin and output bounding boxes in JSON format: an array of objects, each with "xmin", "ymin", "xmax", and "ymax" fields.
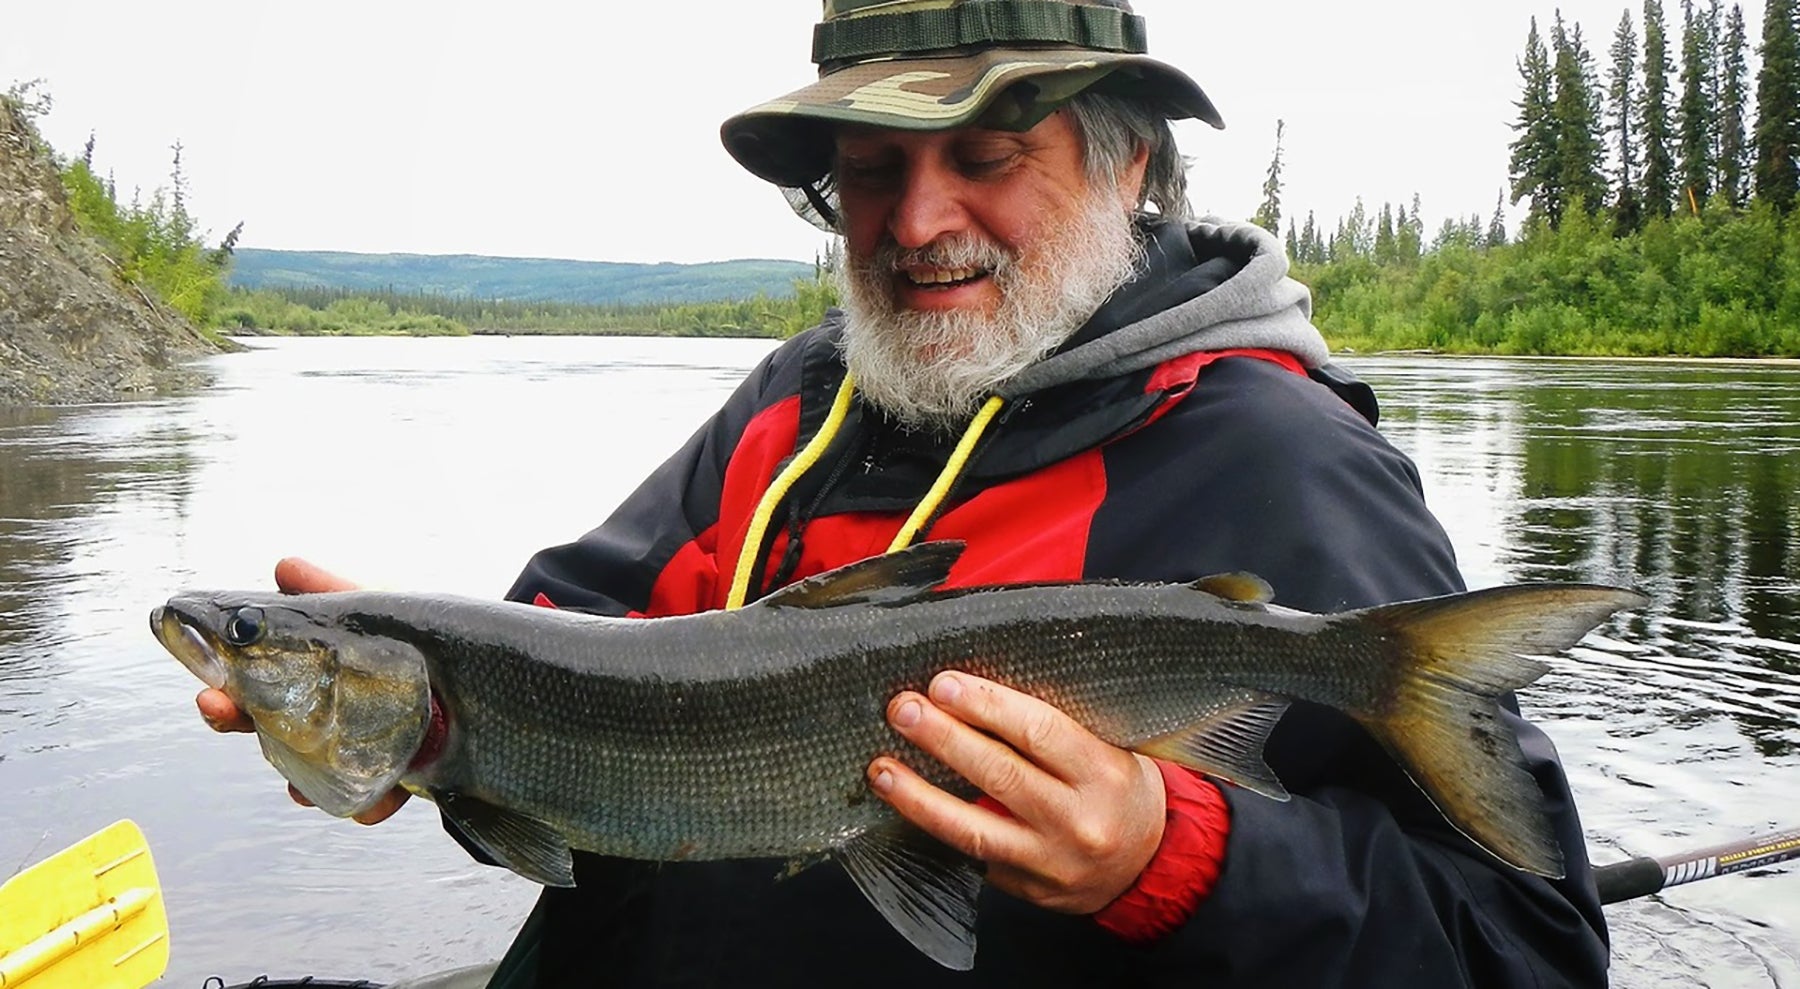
[{"xmin": 1357, "ymin": 583, "xmax": 1647, "ymax": 878}]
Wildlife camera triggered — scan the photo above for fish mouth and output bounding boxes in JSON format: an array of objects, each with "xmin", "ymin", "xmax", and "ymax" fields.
[{"xmin": 150, "ymin": 605, "xmax": 229, "ymax": 690}]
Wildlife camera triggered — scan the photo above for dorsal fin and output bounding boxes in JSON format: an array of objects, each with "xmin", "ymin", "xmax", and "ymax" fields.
[
  {"xmin": 757, "ymin": 541, "xmax": 965, "ymax": 609},
  {"xmin": 1190, "ymin": 572, "xmax": 1275, "ymax": 604}
]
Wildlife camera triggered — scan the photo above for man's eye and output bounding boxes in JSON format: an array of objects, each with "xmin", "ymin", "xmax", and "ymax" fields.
[
  {"xmin": 958, "ymin": 155, "xmax": 1014, "ymax": 178},
  {"xmin": 838, "ymin": 161, "xmax": 899, "ymax": 187}
]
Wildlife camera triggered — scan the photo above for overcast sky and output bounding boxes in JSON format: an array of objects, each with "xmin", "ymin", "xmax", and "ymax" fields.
[{"xmin": 3, "ymin": 0, "xmax": 1769, "ymax": 265}]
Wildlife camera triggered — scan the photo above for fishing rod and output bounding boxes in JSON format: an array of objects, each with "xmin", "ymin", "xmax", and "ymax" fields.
[{"xmin": 1593, "ymin": 827, "xmax": 1800, "ymax": 905}]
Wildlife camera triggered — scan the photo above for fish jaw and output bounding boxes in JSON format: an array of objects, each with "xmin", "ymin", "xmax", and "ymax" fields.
[{"xmin": 151, "ymin": 605, "xmax": 228, "ymax": 690}]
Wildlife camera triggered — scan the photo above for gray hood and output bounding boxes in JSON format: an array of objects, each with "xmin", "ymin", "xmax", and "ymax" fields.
[{"xmin": 999, "ymin": 218, "xmax": 1328, "ymax": 399}]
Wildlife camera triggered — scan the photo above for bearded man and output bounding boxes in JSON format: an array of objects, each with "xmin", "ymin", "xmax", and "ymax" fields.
[{"xmin": 198, "ymin": 1, "xmax": 1610, "ymax": 985}]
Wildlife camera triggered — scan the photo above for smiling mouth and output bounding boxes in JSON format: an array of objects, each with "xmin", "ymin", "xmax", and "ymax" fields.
[
  {"xmin": 903, "ymin": 267, "xmax": 989, "ymax": 289},
  {"xmin": 151, "ymin": 607, "xmax": 228, "ymax": 689}
]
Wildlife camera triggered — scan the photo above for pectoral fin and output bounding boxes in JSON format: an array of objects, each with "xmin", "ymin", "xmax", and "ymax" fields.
[
  {"xmin": 1133, "ymin": 691, "xmax": 1292, "ymax": 801},
  {"xmin": 835, "ymin": 820, "xmax": 982, "ymax": 970},
  {"xmin": 434, "ymin": 790, "xmax": 576, "ymax": 887}
]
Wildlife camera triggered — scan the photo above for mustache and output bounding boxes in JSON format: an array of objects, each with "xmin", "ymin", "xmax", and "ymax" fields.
[{"xmin": 863, "ymin": 234, "xmax": 1014, "ymax": 277}]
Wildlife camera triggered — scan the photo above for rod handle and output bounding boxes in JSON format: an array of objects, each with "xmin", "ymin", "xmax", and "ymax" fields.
[{"xmin": 1594, "ymin": 856, "xmax": 1665, "ymax": 905}]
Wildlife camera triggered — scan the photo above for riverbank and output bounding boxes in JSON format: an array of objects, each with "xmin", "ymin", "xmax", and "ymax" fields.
[
  {"xmin": 0, "ymin": 96, "xmax": 230, "ymax": 406},
  {"xmin": 1299, "ymin": 204, "xmax": 1800, "ymax": 360}
]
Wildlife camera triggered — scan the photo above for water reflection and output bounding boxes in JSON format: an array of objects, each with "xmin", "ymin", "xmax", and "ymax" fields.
[
  {"xmin": 0, "ymin": 403, "xmax": 200, "ymax": 682},
  {"xmin": 1361, "ymin": 358, "xmax": 1800, "ymax": 760}
]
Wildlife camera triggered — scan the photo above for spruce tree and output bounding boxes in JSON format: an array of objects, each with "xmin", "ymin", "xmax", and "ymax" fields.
[
  {"xmin": 1487, "ymin": 189, "xmax": 1510, "ymax": 247},
  {"xmin": 1253, "ymin": 119, "xmax": 1286, "ymax": 235},
  {"xmin": 1718, "ymin": 4, "xmax": 1750, "ymax": 206},
  {"xmin": 1551, "ymin": 16, "xmax": 1609, "ymax": 221},
  {"xmin": 1705, "ymin": 0, "xmax": 1726, "ymax": 166},
  {"xmin": 1754, "ymin": 0, "xmax": 1800, "ymax": 211},
  {"xmin": 1642, "ymin": 0, "xmax": 1678, "ymax": 216},
  {"xmin": 1608, "ymin": 10, "xmax": 1644, "ymax": 232},
  {"xmin": 1299, "ymin": 211, "xmax": 1322, "ymax": 264},
  {"xmin": 1335, "ymin": 199, "xmax": 1371, "ymax": 258},
  {"xmin": 1677, "ymin": 0, "xmax": 1715, "ymax": 208},
  {"xmin": 1509, "ymin": 17, "xmax": 1562, "ymax": 225},
  {"xmin": 1399, "ymin": 192, "xmax": 1425, "ymax": 261},
  {"xmin": 1375, "ymin": 203, "xmax": 1397, "ymax": 264}
]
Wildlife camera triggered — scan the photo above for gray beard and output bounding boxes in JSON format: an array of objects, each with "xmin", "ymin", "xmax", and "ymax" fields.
[{"xmin": 836, "ymin": 191, "xmax": 1144, "ymax": 432}]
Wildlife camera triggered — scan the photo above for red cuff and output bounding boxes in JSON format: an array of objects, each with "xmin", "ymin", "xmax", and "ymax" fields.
[{"xmin": 1091, "ymin": 761, "xmax": 1231, "ymax": 943}]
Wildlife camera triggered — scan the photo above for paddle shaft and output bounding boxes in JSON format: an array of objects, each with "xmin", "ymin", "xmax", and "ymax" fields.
[{"xmin": 1594, "ymin": 828, "xmax": 1800, "ymax": 905}]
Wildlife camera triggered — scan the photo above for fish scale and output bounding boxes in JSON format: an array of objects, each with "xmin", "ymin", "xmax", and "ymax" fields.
[{"xmin": 151, "ymin": 540, "xmax": 1647, "ymax": 970}]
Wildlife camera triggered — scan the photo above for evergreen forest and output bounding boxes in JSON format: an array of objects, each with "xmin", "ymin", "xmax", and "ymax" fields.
[{"xmin": 1261, "ymin": 0, "xmax": 1800, "ymax": 356}]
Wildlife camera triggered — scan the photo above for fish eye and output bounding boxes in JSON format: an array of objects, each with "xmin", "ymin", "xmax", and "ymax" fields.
[{"xmin": 223, "ymin": 607, "xmax": 266, "ymax": 647}]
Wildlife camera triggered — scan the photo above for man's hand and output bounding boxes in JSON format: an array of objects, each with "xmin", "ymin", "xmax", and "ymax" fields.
[
  {"xmin": 867, "ymin": 671, "xmax": 1166, "ymax": 915},
  {"xmin": 193, "ymin": 556, "xmax": 410, "ymax": 825}
]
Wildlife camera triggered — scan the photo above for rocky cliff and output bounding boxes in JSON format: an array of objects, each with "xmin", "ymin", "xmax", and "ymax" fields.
[{"xmin": 0, "ymin": 98, "xmax": 226, "ymax": 405}]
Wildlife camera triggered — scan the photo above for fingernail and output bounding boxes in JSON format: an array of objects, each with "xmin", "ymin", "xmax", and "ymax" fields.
[
  {"xmin": 893, "ymin": 698, "xmax": 922, "ymax": 728},
  {"xmin": 930, "ymin": 673, "xmax": 962, "ymax": 704},
  {"xmin": 870, "ymin": 767, "xmax": 895, "ymax": 793}
]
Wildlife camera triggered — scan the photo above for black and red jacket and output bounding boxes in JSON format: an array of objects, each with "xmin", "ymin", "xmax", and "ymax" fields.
[{"xmin": 490, "ymin": 220, "xmax": 1609, "ymax": 987}]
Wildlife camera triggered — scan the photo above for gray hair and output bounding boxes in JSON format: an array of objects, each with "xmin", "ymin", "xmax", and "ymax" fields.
[{"xmin": 1063, "ymin": 91, "xmax": 1193, "ymax": 223}]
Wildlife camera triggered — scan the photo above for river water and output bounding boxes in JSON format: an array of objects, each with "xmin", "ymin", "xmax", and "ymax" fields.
[{"xmin": 1, "ymin": 337, "xmax": 1795, "ymax": 987}]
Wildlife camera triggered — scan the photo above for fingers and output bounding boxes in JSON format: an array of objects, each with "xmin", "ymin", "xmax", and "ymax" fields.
[
  {"xmin": 868, "ymin": 748, "xmax": 1036, "ymax": 865},
  {"xmin": 919, "ymin": 673, "xmax": 1103, "ymax": 783},
  {"xmin": 352, "ymin": 788, "xmax": 410, "ymax": 825},
  {"xmin": 881, "ymin": 678, "xmax": 1069, "ymax": 823},
  {"xmin": 288, "ymin": 783, "xmax": 410, "ymax": 825},
  {"xmin": 196, "ymin": 688, "xmax": 254, "ymax": 732},
  {"xmin": 274, "ymin": 557, "xmax": 359, "ymax": 595},
  {"xmin": 871, "ymin": 672, "xmax": 1171, "ymax": 914}
]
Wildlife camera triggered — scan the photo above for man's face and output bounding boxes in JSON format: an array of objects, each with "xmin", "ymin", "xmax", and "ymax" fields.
[
  {"xmin": 834, "ymin": 112, "xmax": 1120, "ymax": 315},
  {"xmin": 832, "ymin": 111, "xmax": 1148, "ymax": 429}
]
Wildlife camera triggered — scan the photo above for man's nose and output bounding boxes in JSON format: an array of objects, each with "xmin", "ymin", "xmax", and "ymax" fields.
[{"xmin": 887, "ymin": 160, "xmax": 971, "ymax": 250}]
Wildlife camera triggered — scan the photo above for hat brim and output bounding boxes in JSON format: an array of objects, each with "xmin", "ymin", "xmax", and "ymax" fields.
[{"xmin": 721, "ymin": 48, "xmax": 1223, "ymax": 188}]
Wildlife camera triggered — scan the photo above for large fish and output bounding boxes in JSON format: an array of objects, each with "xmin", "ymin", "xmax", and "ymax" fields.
[{"xmin": 151, "ymin": 542, "xmax": 1644, "ymax": 969}]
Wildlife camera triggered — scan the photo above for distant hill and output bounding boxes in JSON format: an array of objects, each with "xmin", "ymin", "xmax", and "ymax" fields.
[{"xmin": 227, "ymin": 249, "xmax": 817, "ymax": 305}]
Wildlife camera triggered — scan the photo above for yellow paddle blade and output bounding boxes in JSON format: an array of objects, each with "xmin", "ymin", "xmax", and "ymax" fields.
[{"xmin": 0, "ymin": 820, "xmax": 170, "ymax": 989}]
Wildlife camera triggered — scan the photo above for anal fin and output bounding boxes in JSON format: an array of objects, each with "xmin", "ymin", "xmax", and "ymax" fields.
[
  {"xmin": 1133, "ymin": 692, "xmax": 1292, "ymax": 801},
  {"xmin": 835, "ymin": 820, "xmax": 983, "ymax": 970},
  {"xmin": 435, "ymin": 790, "xmax": 576, "ymax": 887}
]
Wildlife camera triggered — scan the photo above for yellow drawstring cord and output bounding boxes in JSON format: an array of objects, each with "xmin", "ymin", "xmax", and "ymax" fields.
[
  {"xmin": 725, "ymin": 373, "xmax": 859, "ymax": 611},
  {"xmin": 724, "ymin": 378, "xmax": 1005, "ymax": 609},
  {"xmin": 886, "ymin": 395, "xmax": 1005, "ymax": 553}
]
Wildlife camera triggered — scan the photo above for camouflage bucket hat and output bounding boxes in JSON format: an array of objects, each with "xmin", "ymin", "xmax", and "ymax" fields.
[{"xmin": 721, "ymin": 0, "xmax": 1223, "ymax": 196}]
